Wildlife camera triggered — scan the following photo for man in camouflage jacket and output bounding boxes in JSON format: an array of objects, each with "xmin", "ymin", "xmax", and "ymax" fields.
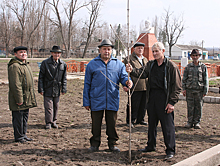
[{"xmin": 182, "ymin": 49, "xmax": 208, "ymax": 129}]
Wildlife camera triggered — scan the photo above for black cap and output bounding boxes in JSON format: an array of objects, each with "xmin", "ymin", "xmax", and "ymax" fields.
[
  {"xmin": 50, "ymin": 45, "xmax": 62, "ymax": 53},
  {"xmin": 190, "ymin": 49, "xmax": 201, "ymax": 55},
  {"xmin": 98, "ymin": 39, "xmax": 114, "ymax": 48},
  {"xmin": 14, "ymin": 46, "xmax": 27, "ymax": 53},
  {"xmin": 133, "ymin": 42, "xmax": 145, "ymax": 48}
]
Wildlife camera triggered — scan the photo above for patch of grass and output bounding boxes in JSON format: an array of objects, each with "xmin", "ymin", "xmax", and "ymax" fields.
[{"xmin": 209, "ymin": 79, "xmax": 220, "ymax": 87}]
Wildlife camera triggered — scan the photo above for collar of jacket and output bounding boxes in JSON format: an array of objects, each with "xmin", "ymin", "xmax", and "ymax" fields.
[
  {"xmin": 48, "ymin": 56, "xmax": 63, "ymax": 64},
  {"xmin": 189, "ymin": 61, "xmax": 202, "ymax": 67}
]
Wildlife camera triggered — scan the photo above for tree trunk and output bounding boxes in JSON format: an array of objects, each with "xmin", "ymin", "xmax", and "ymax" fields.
[{"xmin": 169, "ymin": 45, "xmax": 172, "ymax": 57}]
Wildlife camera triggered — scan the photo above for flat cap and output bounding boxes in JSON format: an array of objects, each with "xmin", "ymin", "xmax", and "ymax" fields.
[
  {"xmin": 14, "ymin": 46, "xmax": 27, "ymax": 53},
  {"xmin": 133, "ymin": 42, "xmax": 145, "ymax": 48}
]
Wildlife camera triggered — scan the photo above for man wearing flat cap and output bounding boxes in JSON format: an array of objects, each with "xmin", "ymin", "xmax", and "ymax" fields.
[
  {"xmin": 123, "ymin": 42, "xmax": 148, "ymax": 128},
  {"xmin": 83, "ymin": 39, "xmax": 133, "ymax": 152},
  {"xmin": 182, "ymin": 49, "xmax": 208, "ymax": 129},
  {"xmin": 38, "ymin": 45, "xmax": 67, "ymax": 129},
  {"xmin": 8, "ymin": 46, "xmax": 37, "ymax": 143}
]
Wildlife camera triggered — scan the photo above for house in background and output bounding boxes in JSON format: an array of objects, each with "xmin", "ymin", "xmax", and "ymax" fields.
[{"xmin": 164, "ymin": 44, "xmax": 208, "ymax": 60}]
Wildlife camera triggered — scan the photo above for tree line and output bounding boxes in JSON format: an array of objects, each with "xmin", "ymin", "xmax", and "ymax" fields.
[{"xmin": 0, "ymin": 0, "xmax": 185, "ymax": 58}]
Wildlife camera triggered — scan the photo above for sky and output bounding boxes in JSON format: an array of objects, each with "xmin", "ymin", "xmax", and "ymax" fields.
[{"xmin": 76, "ymin": 0, "xmax": 220, "ymax": 48}]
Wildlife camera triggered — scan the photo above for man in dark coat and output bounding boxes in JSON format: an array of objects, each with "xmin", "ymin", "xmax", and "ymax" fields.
[
  {"xmin": 126, "ymin": 42, "xmax": 181, "ymax": 160},
  {"xmin": 8, "ymin": 46, "xmax": 37, "ymax": 143},
  {"xmin": 38, "ymin": 45, "xmax": 67, "ymax": 129}
]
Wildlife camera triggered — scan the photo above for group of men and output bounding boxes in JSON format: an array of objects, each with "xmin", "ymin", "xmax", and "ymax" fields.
[
  {"xmin": 8, "ymin": 45, "xmax": 67, "ymax": 143},
  {"xmin": 8, "ymin": 39, "xmax": 208, "ymax": 160}
]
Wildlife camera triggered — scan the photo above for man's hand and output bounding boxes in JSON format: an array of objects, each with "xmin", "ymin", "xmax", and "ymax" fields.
[
  {"xmin": 17, "ymin": 103, "xmax": 23, "ymax": 106},
  {"xmin": 126, "ymin": 80, "xmax": 133, "ymax": 89},
  {"xmin": 123, "ymin": 86, "xmax": 129, "ymax": 92},
  {"xmin": 84, "ymin": 106, "xmax": 90, "ymax": 111},
  {"xmin": 165, "ymin": 103, "xmax": 174, "ymax": 114},
  {"xmin": 182, "ymin": 90, "xmax": 186, "ymax": 97},
  {"xmin": 126, "ymin": 63, "xmax": 133, "ymax": 73},
  {"xmin": 40, "ymin": 92, "xmax": 44, "ymax": 95}
]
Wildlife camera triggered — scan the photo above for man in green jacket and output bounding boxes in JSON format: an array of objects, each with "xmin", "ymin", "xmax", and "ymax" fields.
[{"xmin": 8, "ymin": 46, "xmax": 37, "ymax": 143}]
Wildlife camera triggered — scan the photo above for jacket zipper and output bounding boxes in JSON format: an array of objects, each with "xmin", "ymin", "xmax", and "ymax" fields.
[{"xmin": 106, "ymin": 63, "xmax": 108, "ymax": 110}]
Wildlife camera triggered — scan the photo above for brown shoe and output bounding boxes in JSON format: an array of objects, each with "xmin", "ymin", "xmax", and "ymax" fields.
[{"xmin": 194, "ymin": 123, "xmax": 201, "ymax": 129}]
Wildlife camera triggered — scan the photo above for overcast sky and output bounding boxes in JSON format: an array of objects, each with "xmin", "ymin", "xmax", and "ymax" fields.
[{"xmin": 76, "ymin": 0, "xmax": 220, "ymax": 48}]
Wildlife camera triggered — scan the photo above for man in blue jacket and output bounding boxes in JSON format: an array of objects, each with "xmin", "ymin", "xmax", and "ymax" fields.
[{"xmin": 83, "ymin": 39, "xmax": 133, "ymax": 152}]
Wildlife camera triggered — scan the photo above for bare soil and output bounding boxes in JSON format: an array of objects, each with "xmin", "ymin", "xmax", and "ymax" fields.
[{"xmin": 0, "ymin": 61, "xmax": 220, "ymax": 166}]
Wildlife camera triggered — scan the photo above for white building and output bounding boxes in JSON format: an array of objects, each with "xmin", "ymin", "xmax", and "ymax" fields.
[{"xmin": 164, "ymin": 44, "xmax": 208, "ymax": 60}]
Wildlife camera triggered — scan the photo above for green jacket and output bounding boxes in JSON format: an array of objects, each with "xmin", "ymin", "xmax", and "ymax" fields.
[
  {"xmin": 123, "ymin": 52, "xmax": 148, "ymax": 91},
  {"xmin": 182, "ymin": 62, "xmax": 208, "ymax": 95},
  {"xmin": 8, "ymin": 57, "xmax": 37, "ymax": 111}
]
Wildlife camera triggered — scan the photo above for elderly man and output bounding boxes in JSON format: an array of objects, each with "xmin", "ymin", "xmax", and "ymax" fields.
[
  {"xmin": 38, "ymin": 46, "xmax": 67, "ymax": 129},
  {"xmin": 126, "ymin": 42, "xmax": 181, "ymax": 160},
  {"xmin": 8, "ymin": 46, "xmax": 37, "ymax": 143},
  {"xmin": 123, "ymin": 42, "xmax": 148, "ymax": 127},
  {"xmin": 83, "ymin": 39, "xmax": 133, "ymax": 152}
]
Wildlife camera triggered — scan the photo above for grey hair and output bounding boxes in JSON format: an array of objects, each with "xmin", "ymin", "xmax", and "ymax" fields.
[{"xmin": 152, "ymin": 42, "xmax": 165, "ymax": 50}]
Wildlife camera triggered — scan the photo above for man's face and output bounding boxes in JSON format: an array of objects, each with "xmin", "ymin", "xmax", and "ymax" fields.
[
  {"xmin": 134, "ymin": 46, "xmax": 144, "ymax": 57},
  {"xmin": 15, "ymin": 50, "xmax": 27, "ymax": 62},
  {"xmin": 191, "ymin": 54, "xmax": 200, "ymax": 63},
  {"xmin": 52, "ymin": 52, "xmax": 61, "ymax": 61},
  {"xmin": 152, "ymin": 47, "xmax": 164, "ymax": 60},
  {"xmin": 99, "ymin": 46, "xmax": 112, "ymax": 60}
]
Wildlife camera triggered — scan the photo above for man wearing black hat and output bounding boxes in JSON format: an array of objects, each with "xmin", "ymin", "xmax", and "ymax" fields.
[
  {"xmin": 182, "ymin": 49, "xmax": 208, "ymax": 129},
  {"xmin": 123, "ymin": 42, "xmax": 148, "ymax": 127},
  {"xmin": 38, "ymin": 45, "xmax": 67, "ymax": 129},
  {"xmin": 8, "ymin": 46, "xmax": 37, "ymax": 143},
  {"xmin": 83, "ymin": 39, "xmax": 133, "ymax": 152}
]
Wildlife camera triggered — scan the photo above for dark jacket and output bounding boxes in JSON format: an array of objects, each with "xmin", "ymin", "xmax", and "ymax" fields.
[
  {"xmin": 123, "ymin": 52, "xmax": 148, "ymax": 91},
  {"xmin": 8, "ymin": 57, "xmax": 37, "ymax": 111},
  {"xmin": 131, "ymin": 57, "xmax": 182, "ymax": 106},
  {"xmin": 38, "ymin": 56, "xmax": 67, "ymax": 97}
]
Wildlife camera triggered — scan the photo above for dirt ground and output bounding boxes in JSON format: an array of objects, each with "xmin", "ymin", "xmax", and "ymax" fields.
[{"xmin": 0, "ymin": 61, "xmax": 220, "ymax": 166}]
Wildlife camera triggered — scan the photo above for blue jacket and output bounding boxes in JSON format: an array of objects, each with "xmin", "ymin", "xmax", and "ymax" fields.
[{"xmin": 83, "ymin": 55, "xmax": 130, "ymax": 111}]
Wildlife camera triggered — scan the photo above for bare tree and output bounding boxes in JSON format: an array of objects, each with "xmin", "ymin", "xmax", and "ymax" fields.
[
  {"xmin": 0, "ymin": 4, "xmax": 13, "ymax": 57},
  {"xmin": 163, "ymin": 8, "xmax": 185, "ymax": 57},
  {"xmin": 49, "ymin": 0, "xmax": 90, "ymax": 58},
  {"xmin": 6, "ymin": 0, "xmax": 46, "ymax": 48},
  {"xmin": 82, "ymin": 0, "xmax": 102, "ymax": 58}
]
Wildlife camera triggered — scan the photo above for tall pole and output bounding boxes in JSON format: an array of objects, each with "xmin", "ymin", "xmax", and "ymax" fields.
[{"xmin": 127, "ymin": 0, "xmax": 132, "ymax": 163}]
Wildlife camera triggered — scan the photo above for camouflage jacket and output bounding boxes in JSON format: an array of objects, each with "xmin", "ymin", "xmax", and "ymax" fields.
[{"xmin": 182, "ymin": 62, "xmax": 208, "ymax": 95}]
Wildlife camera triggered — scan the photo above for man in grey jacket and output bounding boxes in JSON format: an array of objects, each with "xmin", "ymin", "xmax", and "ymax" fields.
[{"xmin": 38, "ymin": 46, "xmax": 67, "ymax": 129}]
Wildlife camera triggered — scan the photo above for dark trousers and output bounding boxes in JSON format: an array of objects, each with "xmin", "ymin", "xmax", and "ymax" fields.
[
  {"xmin": 147, "ymin": 89, "xmax": 175, "ymax": 155},
  {"xmin": 126, "ymin": 91, "xmax": 147, "ymax": 124},
  {"xmin": 44, "ymin": 96, "xmax": 59, "ymax": 125},
  {"xmin": 12, "ymin": 109, "xmax": 29, "ymax": 141},
  {"xmin": 90, "ymin": 110, "xmax": 119, "ymax": 147}
]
